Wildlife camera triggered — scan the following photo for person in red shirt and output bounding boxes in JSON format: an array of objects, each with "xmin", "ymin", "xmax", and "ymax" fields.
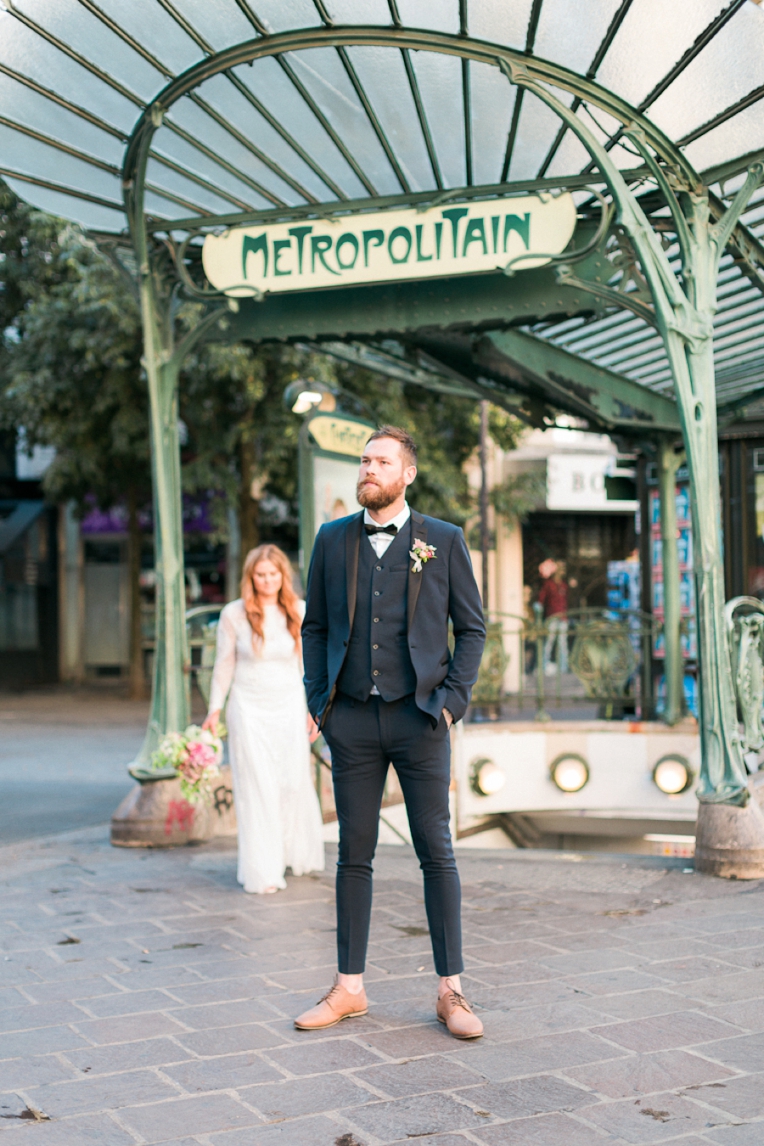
[{"xmin": 538, "ymin": 561, "xmax": 569, "ymax": 674}]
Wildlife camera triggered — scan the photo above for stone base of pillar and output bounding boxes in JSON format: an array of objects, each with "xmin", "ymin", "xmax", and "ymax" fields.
[
  {"xmin": 110, "ymin": 766, "xmax": 237, "ymax": 847},
  {"xmin": 695, "ymin": 774, "xmax": 764, "ymax": 878}
]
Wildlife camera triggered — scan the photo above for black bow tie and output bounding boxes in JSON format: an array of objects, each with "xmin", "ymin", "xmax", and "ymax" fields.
[{"xmin": 364, "ymin": 522, "xmax": 398, "ymax": 536}]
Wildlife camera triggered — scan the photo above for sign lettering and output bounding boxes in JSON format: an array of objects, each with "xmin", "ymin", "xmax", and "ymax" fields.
[{"xmin": 202, "ymin": 194, "xmax": 576, "ymax": 297}]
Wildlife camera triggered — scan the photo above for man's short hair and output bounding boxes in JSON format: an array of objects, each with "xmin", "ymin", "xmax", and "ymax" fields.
[{"xmin": 365, "ymin": 425, "xmax": 418, "ymax": 467}]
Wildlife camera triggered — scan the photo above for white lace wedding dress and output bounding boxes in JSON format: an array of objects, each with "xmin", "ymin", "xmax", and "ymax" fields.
[{"xmin": 208, "ymin": 598, "xmax": 325, "ymax": 893}]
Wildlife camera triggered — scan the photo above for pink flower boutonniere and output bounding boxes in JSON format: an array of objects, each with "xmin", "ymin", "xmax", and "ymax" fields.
[{"xmin": 410, "ymin": 538, "xmax": 437, "ymax": 573}]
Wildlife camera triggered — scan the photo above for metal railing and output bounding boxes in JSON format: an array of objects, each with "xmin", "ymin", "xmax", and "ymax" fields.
[{"xmin": 470, "ymin": 606, "xmax": 661, "ymax": 722}]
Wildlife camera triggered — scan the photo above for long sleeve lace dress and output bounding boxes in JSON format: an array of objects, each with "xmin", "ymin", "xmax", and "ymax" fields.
[{"xmin": 208, "ymin": 599, "xmax": 325, "ymax": 893}]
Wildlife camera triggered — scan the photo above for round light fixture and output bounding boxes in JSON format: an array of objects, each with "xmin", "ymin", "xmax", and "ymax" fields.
[
  {"xmin": 291, "ymin": 390, "xmax": 324, "ymax": 414},
  {"xmin": 470, "ymin": 758, "xmax": 506, "ymax": 796},
  {"xmin": 653, "ymin": 755, "xmax": 693, "ymax": 795},
  {"xmin": 550, "ymin": 754, "xmax": 589, "ymax": 793}
]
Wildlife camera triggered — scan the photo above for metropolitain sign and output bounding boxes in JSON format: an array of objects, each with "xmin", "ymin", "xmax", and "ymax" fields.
[{"xmin": 202, "ymin": 194, "xmax": 576, "ymax": 297}]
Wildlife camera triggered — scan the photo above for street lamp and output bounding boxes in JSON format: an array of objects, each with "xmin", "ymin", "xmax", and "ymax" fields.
[{"xmin": 283, "ymin": 379, "xmax": 337, "ymax": 415}]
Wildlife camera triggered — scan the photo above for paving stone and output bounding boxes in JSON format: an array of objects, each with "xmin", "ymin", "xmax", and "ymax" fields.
[
  {"xmin": 169, "ymin": 999, "xmax": 279, "ymax": 1029},
  {"xmin": 25, "ymin": 1068, "xmax": 179, "ymax": 1117},
  {"xmin": 240, "ymin": 1073, "xmax": 371, "ymax": 1119},
  {"xmin": 208, "ymin": 1114, "xmax": 361, "ymax": 1144},
  {"xmin": 79, "ymin": 989, "xmax": 180, "ymax": 1017},
  {"xmin": 563, "ymin": 969, "xmax": 668, "ymax": 996},
  {"xmin": 451, "ymin": 1030, "xmax": 624, "ymax": 1081},
  {"xmin": 62, "ymin": 1037, "xmax": 194, "ymax": 1075},
  {"xmin": 705, "ymin": 1123, "xmax": 764, "ymax": 1144},
  {"xmin": 715, "ymin": 946, "xmax": 764, "ymax": 971},
  {"xmin": 673, "ymin": 970, "xmax": 764, "ymax": 1005},
  {"xmin": 71, "ymin": 1011, "xmax": 188, "ymax": 1045},
  {"xmin": 578, "ymin": 1091, "xmax": 735, "ymax": 1142},
  {"xmin": 473, "ymin": 1111, "xmax": 614, "ymax": 1144},
  {"xmin": 455, "ymin": 1075, "xmax": 591, "ymax": 1120},
  {"xmin": 166, "ymin": 977, "xmax": 268, "ymax": 1006},
  {"xmin": 479, "ymin": 1001, "xmax": 607, "ymax": 1040},
  {"xmin": 360, "ymin": 1023, "xmax": 461, "ymax": 1058},
  {"xmin": 711, "ymin": 997, "xmax": 764, "ymax": 1031},
  {"xmin": 591, "ymin": 1011, "xmax": 740, "ymax": 1052},
  {"xmin": 538, "ymin": 949, "xmax": 647, "ymax": 975},
  {"xmin": 0, "ymin": 1112, "xmax": 137, "ymax": 1144},
  {"xmin": 684, "ymin": 1073, "xmax": 764, "ymax": 1120},
  {"xmin": 565, "ymin": 1049, "xmax": 737, "ymax": 1098},
  {"xmin": 577, "ymin": 988, "xmax": 693, "ymax": 1021},
  {"xmin": 267, "ymin": 1039, "xmax": 384, "ymax": 1075},
  {"xmin": 118, "ymin": 1094, "xmax": 264, "ymax": 1142},
  {"xmin": 163, "ymin": 1053, "xmax": 283, "ymax": 1092},
  {"xmin": 173, "ymin": 1023, "xmax": 288, "ymax": 1057},
  {"xmin": 694, "ymin": 1031, "xmax": 764, "ymax": 1072},
  {"xmin": 354, "ymin": 1054, "xmax": 482, "ymax": 1098},
  {"xmin": 0, "ymin": 1054, "xmax": 77, "ymax": 1092},
  {"xmin": 342, "ymin": 1091, "xmax": 484, "ymax": 1139},
  {"xmin": 464, "ymin": 940, "xmax": 562, "ymax": 965},
  {"xmin": 21, "ymin": 977, "xmax": 128, "ymax": 1004},
  {"xmin": 0, "ymin": 1026, "xmax": 90, "ymax": 1059}
]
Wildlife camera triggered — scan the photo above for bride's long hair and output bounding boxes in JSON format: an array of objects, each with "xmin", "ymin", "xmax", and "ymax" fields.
[{"xmin": 240, "ymin": 544, "xmax": 302, "ymax": 648}]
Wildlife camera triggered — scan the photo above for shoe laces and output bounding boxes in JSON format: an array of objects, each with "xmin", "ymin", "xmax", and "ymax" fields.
[
  {"xmin": 318, "ymin": 980, "xmax": 342, "ymax": 1006},
  {"xmin": 443, "ymin": 982, "xmax": 472, "ymax": 1012}
]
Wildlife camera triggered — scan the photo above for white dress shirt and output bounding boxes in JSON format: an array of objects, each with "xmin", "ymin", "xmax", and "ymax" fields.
[{"xmin": 363, "ymin": 502, "xmax": 411, "ymax": 557}]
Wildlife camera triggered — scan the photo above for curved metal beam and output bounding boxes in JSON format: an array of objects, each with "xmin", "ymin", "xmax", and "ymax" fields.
[{"xmin": 121, "ymin": 26, "xmax": 702, "ymax": 202}]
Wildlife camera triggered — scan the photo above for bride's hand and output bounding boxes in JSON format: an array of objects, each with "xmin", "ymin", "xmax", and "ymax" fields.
[
  {"xmin": 306, "ymin": 713, "xmax": 320, "ymax": 743},
  {"xmin": 203, "ymin": 709, "xmax": 221, "ymax": 733}
]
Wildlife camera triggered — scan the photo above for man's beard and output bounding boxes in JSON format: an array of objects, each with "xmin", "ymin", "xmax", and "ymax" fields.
[{"xmin": 357, "ymin": 474, "xmax": 406, "ymax": 512}]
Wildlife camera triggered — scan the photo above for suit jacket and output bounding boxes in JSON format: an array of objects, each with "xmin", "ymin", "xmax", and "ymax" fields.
[{"xmin": 302, "ymin": 508, "xmax": 486, "ymax": 727}]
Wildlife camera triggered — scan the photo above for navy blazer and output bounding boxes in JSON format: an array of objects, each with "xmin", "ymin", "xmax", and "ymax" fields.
[{"xmin": 302, "ymin": 508, "xmax": 486, "ymax": 727}]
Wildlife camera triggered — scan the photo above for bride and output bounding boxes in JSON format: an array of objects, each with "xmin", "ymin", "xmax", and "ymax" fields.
[{"xmin": 203, "ymin": 544, "xmax": 325, "ymax": 894}]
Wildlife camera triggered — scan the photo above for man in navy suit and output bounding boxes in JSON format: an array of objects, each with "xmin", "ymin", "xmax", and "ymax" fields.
[{"xmin": 295, "ymin": 426, "xmax": 486, "ymax": 1039}]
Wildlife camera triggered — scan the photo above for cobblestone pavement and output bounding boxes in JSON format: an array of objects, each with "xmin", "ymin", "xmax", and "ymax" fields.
[{"xmin": 0, "ymin": 829, "xmax": 763, "ymax": 1145}]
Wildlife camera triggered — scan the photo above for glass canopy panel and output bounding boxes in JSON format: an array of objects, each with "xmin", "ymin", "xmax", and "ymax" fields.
[
  {"xmin": 545, "ymin": 131, "xmax": 591, "ymax": 180},
  {"xmin": 94, "ymin": 0, "xmax": 202, "ymax": 76},
  {"xmin": 13, "ymin": 0, "xmax": 165, "ymax": 103},
  {"xmin": 165, "ymin": 96, "xmax": 305, "ymax": 205},
  {"xmin": 407, "ymin": 49, "xmax": 465, "ymax": 188},
  {"xmin": 684, "ymin": 101, "xmax": 764, "ymax": 176},
  {"xmin": 168, "ymin": 0, "xmax": 261, "ymax": 51},
  {"xmin": 250, "ymin": 0, "xmax": 321, "ymax": 34},
  {"xmin": 144, "ymin": 158, "xmax": 246, "ymax": 214},
  {"xmin": 649, "ymin": 3, "xmax": 764, "ymax": 144},
  {"xmin": 0, "ymin": 124, "xmax": 122, "ymax": 200},
  {"xmin": 1, "ymin": 178, "xmax": 127, "ymax": 231},
  {"xmin": 231, "ymin": 57, "xmax": 367, "ymax": 199},
  {"xmin": 324, "ymin": 0, "xmax": 391, "ymax": 24},
  {"xmin": 0, "ymin": 73, "xmax": 125, "ymax": 166},
  {"xmin": 468, "ymin": 0, "xmax": 536, "ymax": 51},
  {"xmin": 189, "ymin": 73, "xmax": 333, "ymax": 201},
  {"xmin": 469, "ymin": 60, "xmax": 514, "ymax": 186},
  {"xmin": 144, "ymin": 189, "xmax": 190, "ymax": 219},
  {"xmin": 394, "ymin": 0, "xmax": 460, "ymax": 34},
  {"xmin": 150, "ymin": 131, "xmax": 272, "ymax": 211},
  {"xmin": 596, "ymin": 0, "xmax": 730, "ymax": 109},
  {"xmin": 286, "ymin": 47, "xmax": 401, "ymax": 194},
  {"xmin": 508, "ymin": 91, "xmax": 566, "ymax": 182},
  {"xmin": 344, "ymin": 45, "xmax": 435, "ymax": 191},
  {"xmin": 0, "ymin": 13, "xmax": 139, "ymax": 133},
  {"xmin": 534, "ymin": 0, "xmax": 623, "ymax": 77}
]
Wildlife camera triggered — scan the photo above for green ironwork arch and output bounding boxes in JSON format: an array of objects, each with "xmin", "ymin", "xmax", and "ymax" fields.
[{"xmin": 122, "ymin": 23, "xmax": 764, "ymax": 865}]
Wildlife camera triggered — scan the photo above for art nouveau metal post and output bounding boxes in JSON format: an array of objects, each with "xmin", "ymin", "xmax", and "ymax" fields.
[
  {"xmin": 658, "ymin": 439, "xmax": 685, "ymax": 726},
  {"xmin": 500, "ymin": 59, "xmax": 762, "ymax": 830},
  {"xmin": 124, "ymin": 113, "xmax": 227, "ymax": 769}
]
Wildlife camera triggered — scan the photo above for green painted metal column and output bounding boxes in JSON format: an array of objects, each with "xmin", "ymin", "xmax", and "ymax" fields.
[
  {"xmin": 501, "ymin": 58, "xmax": 761, "ymax": 829},
  {"xmin": 658, "ymin": 440, "xmax": 685, "ymax": 726}
]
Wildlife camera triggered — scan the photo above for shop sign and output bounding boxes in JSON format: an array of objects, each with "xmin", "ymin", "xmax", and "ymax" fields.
[
  {"xmin": 546, "ymin": 454, "xmax": 637, "ymax": 512},
  {"xmin": 202, "ymin": 194, "xmax": 576, "ymax": 297},
  {"xmin": 308, "ymin": 415, "xmax": 371, "ymax": 458}
]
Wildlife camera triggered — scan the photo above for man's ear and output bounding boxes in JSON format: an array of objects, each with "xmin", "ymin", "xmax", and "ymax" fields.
[{"xmin": 404, "ymin": 465, "xmax": 417, "ymax": 487}]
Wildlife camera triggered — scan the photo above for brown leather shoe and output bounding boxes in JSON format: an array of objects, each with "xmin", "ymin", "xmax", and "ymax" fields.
[
  {"xmin": 294, "ymin": 979, "xmax": 368, "ymax": 1030},
  {"xmin": 436, "ymin": 981, "xmax": 483, "ymax": 1039}
]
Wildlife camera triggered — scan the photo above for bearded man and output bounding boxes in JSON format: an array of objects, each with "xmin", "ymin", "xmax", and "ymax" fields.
[{"xmin": 296, "ymin": 426, "xmax": 486, "ymax": 1039}]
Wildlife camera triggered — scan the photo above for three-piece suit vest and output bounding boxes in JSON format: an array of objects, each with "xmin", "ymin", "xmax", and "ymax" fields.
[{"xmin": 336, "ymin": 525, "xmax": 416, "ymax": 702}]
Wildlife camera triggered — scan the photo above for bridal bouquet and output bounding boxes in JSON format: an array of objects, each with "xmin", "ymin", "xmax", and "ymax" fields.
[{"xmin": 150, "ymin": 725, "xmax": 224, "ymax": 805}]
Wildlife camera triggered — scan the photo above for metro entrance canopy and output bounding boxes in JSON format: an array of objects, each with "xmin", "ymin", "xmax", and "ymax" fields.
[{"xmin": 2, "ymin": 0, "xmax": 764, "ymax": 868}]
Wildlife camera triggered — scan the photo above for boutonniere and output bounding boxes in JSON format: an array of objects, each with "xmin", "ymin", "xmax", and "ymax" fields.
[{"xmin": 410, "ymin": 538, "xmax": 437, "ymax": 573}]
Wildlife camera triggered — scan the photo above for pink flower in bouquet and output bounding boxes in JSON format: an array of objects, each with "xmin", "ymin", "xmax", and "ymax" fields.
[{"xmin": 181, "ymin": 740, "xmax": 218, "ymax": 782}]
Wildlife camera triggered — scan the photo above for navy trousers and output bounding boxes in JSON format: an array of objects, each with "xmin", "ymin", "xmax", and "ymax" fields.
[{"xmin": 322, "ymin": 691, "xmax": 463, "ymax": 977}]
